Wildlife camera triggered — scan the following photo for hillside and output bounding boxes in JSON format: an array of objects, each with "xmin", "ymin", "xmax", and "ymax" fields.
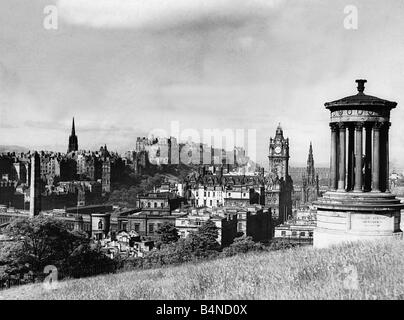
[{"xmin": 1, "ymin": 240, "xmax": 403, "ymax": 300}]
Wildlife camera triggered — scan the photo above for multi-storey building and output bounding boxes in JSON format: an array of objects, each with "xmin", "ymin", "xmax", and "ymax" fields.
[{"xmin": 183, "ymin": 167, "xmax": 265, "ymax": 209}]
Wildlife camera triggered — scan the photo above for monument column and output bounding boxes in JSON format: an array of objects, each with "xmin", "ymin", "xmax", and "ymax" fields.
[
  {"xmin": 384, "ymin": 122, "xmax": 391, "ymax": 192},
  {"xmin": 347, "ymin": 125, "xmax": 355, "ymax": 190},
  {"xmin": 330, "ymin": 124, "xmax": 338, "ymax": 190},
  {"xmin": 364, "ymin": 125, "xmax": 372, "ymax": 191},
  {"xmin": 338, "ymin": 123, "xmax": 346, "ymax": 191},
  {"xmin": 372, "ymin": 122, "xmax": 382, "ymax": 192},
  {"xmin": 354, "ymin": 122, "xmax": 363, "ymax": 192}
]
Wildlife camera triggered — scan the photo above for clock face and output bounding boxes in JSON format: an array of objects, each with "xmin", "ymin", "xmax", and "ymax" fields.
[{"xmin": 274, "ymin": 146, "xmax": 282, "ymax": 154}]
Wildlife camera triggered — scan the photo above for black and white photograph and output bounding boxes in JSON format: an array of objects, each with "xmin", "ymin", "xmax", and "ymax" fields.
[{"xmin": 0, "ymin": 0, "xmax": 403, "ymax": 306}]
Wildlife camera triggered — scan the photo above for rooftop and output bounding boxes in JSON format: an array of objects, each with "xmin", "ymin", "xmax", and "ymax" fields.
[{"xmin": 325, "ymin": 79, "xmax": 397, "ymax": 110}]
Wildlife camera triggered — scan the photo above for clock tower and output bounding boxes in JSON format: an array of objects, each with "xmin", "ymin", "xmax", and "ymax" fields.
[
  {"xmin": 266, "ymin": 123, "xmax": 293, "ymax": 225},
  {"xmin": 268, "ymin": 123, "xmax": 289, "ymax": 179}
]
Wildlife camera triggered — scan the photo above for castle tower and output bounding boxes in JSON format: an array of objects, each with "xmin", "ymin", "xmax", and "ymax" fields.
[
  {"xmin": 29, "ymin": 151, "xmax": 41, "ymax": 217},
  {"xmin": 314, "ymin": 79, "xmax": 404, "ymax": 247},
  {"xmin": 67, "ymin": 117, "xmax": 78, "ymax": 153}
]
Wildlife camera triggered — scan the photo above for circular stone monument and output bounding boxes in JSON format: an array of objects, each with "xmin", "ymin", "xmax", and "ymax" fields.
[{"xmin": 314, "ymin": 80, "xmax": 404, "ymax": 248}]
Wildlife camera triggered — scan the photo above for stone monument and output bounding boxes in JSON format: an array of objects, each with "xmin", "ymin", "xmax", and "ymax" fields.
[{"xmin": 314, "ymin": 80, "xmax": 404, "ymax": 248}]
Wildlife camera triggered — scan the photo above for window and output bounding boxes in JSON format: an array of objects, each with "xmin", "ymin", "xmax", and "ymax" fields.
[
  {"xmin": 149, "ymin": 223, "xmax": 154, "ymax": 233},
  {"xmin": 204, "ymin": 192, "xmax": 206, "ymax": 197},
  {"xmin": 134, "ymin": 223, "xmax": 140, "ymax": 232},
  {"xmin": 181, "ymin": 220, "xmax": 186, "ymax": 225},
  {"xmin": 161, "ymin": 203, "xmax": 164, "ymax": 208},
  {"xmin": 204, "ymin": 200, "xmax": 207, "ymax": 206},
  {"xmin": 238, "ymin": 222, "xmax": 243, "ymax": 231},
  {"xmin": 122, "ymin": 222, "xmax": 128, "ymax": 231},
  {"xmin": 210, "ymin": 200, "xmax": 212, "ymax": 206},
  {"xmin": 243, "ymin": 193, "xmax": 246, "ymax": 197},
  {"xmin": 148, "ymin": 202, "xmax": 151, "ymax": 208},
  {"xmin": 292, "ymin": 231, "xmax": 297, "ymax": 237},
  {"xmin": 154, "ymin": 202, "xmax": 157, "ymax": 208},
  {"xmin": 281, "ymin": 231, "xmax": 286, "ymax": 236},
  {"xmin": 309, "ymin": 232, "xmax": 313, "ymax": 237},
  {"xmin": 208, "ymin": 192, "xmax": 210, "ymax": 197},
  {"xmin": 196, "ymin": 192, "xmax": 198, "ymax": 197},
  {"xmin": 228, "ymin": 193, "xmax": 231, "ymax": 196},
  {"xmin": 212, "ymin": 192, "xmax": 215, "ymax": 197},
  {"xmin": 300, "ymin": 232, "xmax": 305, "ymax": 237},
  {"xmin": 157, "ymin": 223, "xmax": 162, "ymax": 230}
]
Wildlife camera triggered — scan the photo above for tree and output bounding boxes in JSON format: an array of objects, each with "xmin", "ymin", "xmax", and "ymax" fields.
[
  {"xmin": 1, "ymin": 216, "xmax": 116, "ymax": 279},
  {"xmin": 156, "ymin": 222, "xmax": 179, "ymax": 248},
  {"xmin": 197, "ymin": 219, "xmax": 220, "ymax": 250},
  {"xmin": 187, "ymin": 219, "xmax": 221, "ymax": 258}
]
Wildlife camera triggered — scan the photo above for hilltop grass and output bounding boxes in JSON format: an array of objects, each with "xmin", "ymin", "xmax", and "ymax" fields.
[{"xmin": 1, "ymin": 240, "xmax": 403, "ymax": 300}]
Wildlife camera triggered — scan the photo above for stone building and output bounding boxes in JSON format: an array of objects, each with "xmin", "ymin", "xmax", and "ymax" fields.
[
  {"xmin": 0, "ymin": 181, "xmax": 16, "ymax": 207},
  {"xmin": 117, "ymin": 211, "xmax": 179, "ymax": 240},
  {"xmin": 222, "ymin": 205, "xmax": 272, "ymax": 241},
  {"xmin": 137, "ymin": 191, "xmax": 185, "ymax": 215},
  {"xmin": 183, "ymin": 168, "xmax": 265, "ymax": 209},
  {"xmin": 274, "ymin": 220, "xmax": 315, "ymax": 243}
]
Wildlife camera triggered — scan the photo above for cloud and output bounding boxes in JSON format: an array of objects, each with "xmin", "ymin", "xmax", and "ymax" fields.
[{"xmin": 57, "ymin": 0, "xmax": 284, "ymax": 30}]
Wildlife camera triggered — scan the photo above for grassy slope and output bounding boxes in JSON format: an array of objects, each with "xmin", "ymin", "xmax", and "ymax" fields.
[{"xmin": 1, "ymin": 240, "xmax": 403, "ymax": 300}]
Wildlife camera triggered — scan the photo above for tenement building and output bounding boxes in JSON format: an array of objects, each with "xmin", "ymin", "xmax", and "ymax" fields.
[{"xmin": 314, "ymin": 79, "xmax": 404, "ymax": 247}]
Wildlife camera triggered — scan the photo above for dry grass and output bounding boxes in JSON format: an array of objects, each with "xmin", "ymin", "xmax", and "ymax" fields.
[{"xmin": 1, "ymin": 239, "xmax": 403, "ymax": 300}]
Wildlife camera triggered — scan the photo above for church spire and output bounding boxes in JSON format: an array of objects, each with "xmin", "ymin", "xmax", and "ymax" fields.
[
  {"xmin": 308, "ymin": 141, "xmax": 313, "ymax": 160},
  {"xmin": 71, "ymin": 117, "xmax": 76, "ymax": 136},
  {"xmin": 68, "ymin": 117, "xmax": 78, "ymax": 153},
  {"xmin": 306, "ymin": 142, "xmax": 315, "ymax": 185}
]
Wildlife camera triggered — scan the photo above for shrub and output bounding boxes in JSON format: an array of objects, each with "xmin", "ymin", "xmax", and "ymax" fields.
[{"xmin": 222, "ymin": 236, "xmax": 265, "ymax": 257}]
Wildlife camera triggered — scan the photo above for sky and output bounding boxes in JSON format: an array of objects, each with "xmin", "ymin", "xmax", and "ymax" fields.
[{"xmin": 1, "ymin": 0, "xmax": 404, "ymax": 168}]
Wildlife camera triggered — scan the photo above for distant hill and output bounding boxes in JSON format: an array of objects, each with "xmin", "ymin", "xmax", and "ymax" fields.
[
  {"xmin": 0, "ymin": 145, "xmax": 30, "ymax": 153},
  {"xmin": 0, "ymin": 239, "xmax": 402, "ymax": 300}
]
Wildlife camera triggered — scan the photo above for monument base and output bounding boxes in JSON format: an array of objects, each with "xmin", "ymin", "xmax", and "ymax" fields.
[
  {"xmin": 314, "ymin": 227, "xmax": 403, "ymax": 248},
  {"xmin": 313, "ymin": 191, "xmax": 404, "ymax": 248}
]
